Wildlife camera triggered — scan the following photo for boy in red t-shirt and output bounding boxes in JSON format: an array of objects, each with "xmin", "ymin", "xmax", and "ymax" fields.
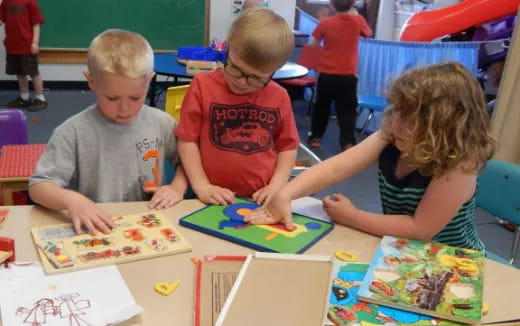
[
  {"xmin": 0, "ymin": 0, "xmax": 47, "ymax": 112},
  {"xmin": 176, "ymin": 8, "xmax": 299, "ymax": 206},
  {"xmin": 308, "ymin": 0, "xmax": 372, "ymax": 151}
]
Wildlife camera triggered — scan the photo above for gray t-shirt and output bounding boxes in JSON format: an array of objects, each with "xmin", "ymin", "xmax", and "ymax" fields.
[{"xmin": 30, "ymin": 104, "xmax": 178, "ymax": 203}]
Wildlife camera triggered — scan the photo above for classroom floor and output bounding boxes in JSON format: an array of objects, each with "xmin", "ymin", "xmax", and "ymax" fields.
[{"xmin": 0, "ymin": 89, "xmax": 518, "ymax": 268}]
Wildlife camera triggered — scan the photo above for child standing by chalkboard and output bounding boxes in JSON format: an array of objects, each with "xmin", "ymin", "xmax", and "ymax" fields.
[{"xmin": 0, "ymin": 0, "xmax": 47, "ymax": 112}]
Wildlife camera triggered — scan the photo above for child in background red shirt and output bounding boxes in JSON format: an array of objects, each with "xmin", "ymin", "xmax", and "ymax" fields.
[
  {"xmin": 308, "ymin": 0, "xmax": 372, "ymax": 151},
  {"xmin": 0, "ymin": 0, "xmax": 47, "ymax": 112}
]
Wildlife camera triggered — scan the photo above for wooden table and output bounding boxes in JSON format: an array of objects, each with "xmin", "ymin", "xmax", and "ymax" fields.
[{"xmin": 1, "ymin": 201, "xmax": 519, "ymax": 325}]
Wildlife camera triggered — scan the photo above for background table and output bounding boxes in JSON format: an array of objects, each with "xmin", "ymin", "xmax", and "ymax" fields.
[
  {"xmin": 0, "ymin": 144, "xmax": 45, "ymax": 205},
  {"xmin": 150, "ymin": 53, "xmax": 309, "ymax": 106},
  {"xmin": 1, "ymin": 201, "xmax": 520, "ymax": 325}
]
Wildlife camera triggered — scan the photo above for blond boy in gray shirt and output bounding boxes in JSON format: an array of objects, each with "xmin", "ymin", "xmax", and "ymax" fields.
[{"xmin": 29, "ymin": 29, "xmax": 188, "ymax": 235}]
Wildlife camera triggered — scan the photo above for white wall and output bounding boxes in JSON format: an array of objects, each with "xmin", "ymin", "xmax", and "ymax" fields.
[
  {"xmin": 375, "ymin": 0, "xmax": 395, "ymax": 40},
  {"xmin": 210, "ymin": 0, "xmax": 296, "ymax": 41}
]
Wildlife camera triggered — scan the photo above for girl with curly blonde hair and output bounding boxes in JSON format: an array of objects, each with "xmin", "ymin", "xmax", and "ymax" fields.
[{"xmin": 246, "ymin": 62, "xmax": 497, "ymax": 250}]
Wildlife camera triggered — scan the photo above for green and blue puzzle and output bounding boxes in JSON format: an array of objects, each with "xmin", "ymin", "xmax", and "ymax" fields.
[{"xmin": 179, "ymin": 198, "xmax": 334, "ymax": 254}]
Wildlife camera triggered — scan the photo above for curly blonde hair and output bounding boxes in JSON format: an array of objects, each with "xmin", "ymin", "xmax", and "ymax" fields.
[{"xmin": 381, "ymin": 62, "xmax": 497, "ymax": 177}]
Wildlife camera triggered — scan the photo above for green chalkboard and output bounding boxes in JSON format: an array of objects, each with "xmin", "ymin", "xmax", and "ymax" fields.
[{"xmin": 39, "ymin": 0, "xmax": 208, "ymax": 51}]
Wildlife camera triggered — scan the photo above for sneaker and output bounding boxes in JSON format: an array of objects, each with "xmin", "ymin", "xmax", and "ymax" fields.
[
  {"xmin": 7, "ymin": 97, "xmax": 31, "ymax": 108},
  {"xmin": 307, "ymin": 137, "xmax": 321, "ymax": 148},
  {"xmin": 28, "ymin": 99, "xmax": 48, "ymax": 112}
]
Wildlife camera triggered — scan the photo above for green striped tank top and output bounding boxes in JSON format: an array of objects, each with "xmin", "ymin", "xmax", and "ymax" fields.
[{"xmin": 378, "ymin": 145, "xmax": 484, "ymax": 250}]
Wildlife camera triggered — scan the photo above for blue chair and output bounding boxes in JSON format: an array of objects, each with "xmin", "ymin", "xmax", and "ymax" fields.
[
  {"xmin": 476, "ymin": 159, "xmax": 520, "ymax": 264},
  {"xmin": 357, "ymin": 95, "xmax": 388, "ymax": 140}
]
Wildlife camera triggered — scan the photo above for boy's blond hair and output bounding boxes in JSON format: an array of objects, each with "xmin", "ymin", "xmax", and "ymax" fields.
[
  {"xmin": 381, "ymin": 62, "xmax": 497, "ymax": 177},
  {"xmin": 227, "ymin": 8, "xmax": 294, "ymax": 73},
  {"xmin": 87, "ymin": 29, "xmax": 153, "ymax": 79}
]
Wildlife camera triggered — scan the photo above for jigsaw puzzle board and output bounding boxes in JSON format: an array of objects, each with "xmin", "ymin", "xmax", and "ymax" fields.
[
  {"xmin": 179, "ymin": 198, "xmax": 334, "ymax": 254},
  {"xmin": 31, "ymin": 211, "xmax": 192, "ymax": 275}
]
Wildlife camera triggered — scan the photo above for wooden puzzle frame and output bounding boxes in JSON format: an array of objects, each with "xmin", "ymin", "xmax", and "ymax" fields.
[
  {"xmin": 179, "ymin": 198, "xmax": 334, "ymax": 254},
  {"xmin": 31, "ymin": 211, "xmax": 192, "ymax": 275}
]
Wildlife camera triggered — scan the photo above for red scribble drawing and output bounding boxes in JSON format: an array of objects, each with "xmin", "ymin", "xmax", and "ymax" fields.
[
  {"xmin": 56, "ymin": 293, "xmax": 91, "ymax": 326},
  {"xmin": 16, "ymin": 298, "xmax": 58, "ymax": 325},
  {"xmin": 16, "ymin": 293, "xmax": 91, "ymax": 326}
]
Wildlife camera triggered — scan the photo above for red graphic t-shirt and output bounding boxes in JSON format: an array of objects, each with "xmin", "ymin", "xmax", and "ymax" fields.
[
  {"xmin": 0, "ymin": 0, "xmax": 45, "ymax": 54},
  {"xmin": 176, "ymin": 70, "xmax": 299, "ymax": 197},
  {"xmin": 312, "ymin": 14, "xmax": 372, "ymax": 75}
]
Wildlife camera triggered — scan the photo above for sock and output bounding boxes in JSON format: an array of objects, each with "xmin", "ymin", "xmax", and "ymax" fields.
[
  {"xmin": 20, "ymin": 93, "xmax": 30, "ymax": 101},
  {"xmin": 35, "ymin": 94, "xmax": 46, "ymax": 101}
]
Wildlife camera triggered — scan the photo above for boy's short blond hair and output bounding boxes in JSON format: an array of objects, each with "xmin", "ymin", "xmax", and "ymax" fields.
[
  {"xmin": 87, "ymin": 29, "xmax": 153, "ymax": 79},
  {"xmin": 227, "ymin": 8, "xmax": 294, "ymax": 73}
]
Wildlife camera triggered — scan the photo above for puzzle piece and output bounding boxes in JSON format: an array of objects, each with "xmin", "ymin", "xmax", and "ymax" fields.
[
  {"xmin": 73, "ymin": 237, "xmax": 113, "ymax": 251},
  {"xmin": 38, "ymin": 240, "xmax": 74, "ymax": 268},
  {"xmin": 78, "ymin": 245, "xmax": 141, "ymax": 263},
  {"xmin": 160, "ymin": 228, "xmax": 178, "ymax": 243}
]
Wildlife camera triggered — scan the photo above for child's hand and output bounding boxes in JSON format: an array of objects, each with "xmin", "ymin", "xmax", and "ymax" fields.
[
  {"xmin": 245, "ymin": 193, "xmax": 295, "ymax": 230},
  {"xmin": 66, "ymin": 196, "xmax": 115, "ymax": 235},
  {"xmin": 251, "ymin": 183, "xmax": 284, "ymax": 206},
  {"xmin": 196, "ymin": 184, "xmax": 235, "ymax": 205},
  {"xmin": 144, "ymin": 185, "xmax": 184, "ymax": 209},
  {"xmin": 31, "ymin": 42, "xmax": 39, "ymax": 54},
  {"xmin": 322, "ymin": 193, "xmax": 358, "ymax": 225}
]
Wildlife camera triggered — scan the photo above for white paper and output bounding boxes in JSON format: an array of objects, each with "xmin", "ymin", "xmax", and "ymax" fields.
[
  {"xmin": 0, "ymin": 263, "xmax": 142, "ymax": 326},
  {"xmin": 292, "ymin": 196, "xmax": 331, "ymax": 222}
]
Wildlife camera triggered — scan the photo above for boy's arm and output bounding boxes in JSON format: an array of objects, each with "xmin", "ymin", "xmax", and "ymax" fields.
[
  {"xmin": 178, "ymin": 140, "xmax": 234, "ymax": 205},
  {"xmin": 29, "ymin": 126, "xmax": 114, "ymax": 234},
  {"xmin": 252, "ymin": 148, "xmax": 297, "ymax": 205},
  {"xmin": 359, "ymin": 16, "xmax": 373, "ymax": 37},
  {"xmin": 29, "ymin": 182, "xmax": 114, "ymax": 235},
  {"xmin": 31, "ymin": 24, "xmax": 40, "ymax": 54},
  {"xmin": 324, "ymin": 166, "xmax": 476, "ymax": 242},
  {"xmin": 145, "ymin": 164, "xmax": 189, "ymax": 209}
]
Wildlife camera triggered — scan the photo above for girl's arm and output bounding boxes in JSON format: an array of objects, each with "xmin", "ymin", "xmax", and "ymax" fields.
[
  {"xmin": 327, "ymin": 166, "xmax": 476, "ymax": 241},
  {"xmin": 284, "ymin": 131, "xmax": 387, "ymax": 200},
  {"xmin": 246, "ymin": 132, "xmax": 387, "ymax": 227}
]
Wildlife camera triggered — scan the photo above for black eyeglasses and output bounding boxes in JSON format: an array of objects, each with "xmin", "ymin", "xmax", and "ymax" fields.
[{"xmin": 224, "ymin": 57, "xmax": 271, "ymax": 88}]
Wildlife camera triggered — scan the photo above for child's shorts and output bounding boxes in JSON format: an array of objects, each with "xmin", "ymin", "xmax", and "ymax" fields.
[{"xmin": 6, "ymin": 54, "xmax": 40, "ymax": 76}]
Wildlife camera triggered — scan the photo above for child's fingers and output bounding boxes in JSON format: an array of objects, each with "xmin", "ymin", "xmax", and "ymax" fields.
[
  {"xmin": 220, "ymin": 189, "xmax": 235, "ymax": 204},
  {"xmin": 143, "ymin": 186, "xmax": 159, "ymax": 194},
  {"xmin": 244, "ymin": 209, "xmax": 275, "ymax": 224},
  {"xmin": 211, "ymin": 192, "xmax": 229, "ymax": 206},
  {"xmin": 91, "ymin": 215, "xmax": 111, "ymax": 234},
  {"xmin": 82, "ymin": 218, "xmax": 98, "ymax": 236},
  {"xmin": 98, "ymin": 210, "xmax": 115, "ymax": 229},
  {"xmin": 283, "ymin": 217, "xmax": 296, "ymax": 231},
  {"xmin": 72, "ymin": 219, "xmax": 84, "ymax": 235}
]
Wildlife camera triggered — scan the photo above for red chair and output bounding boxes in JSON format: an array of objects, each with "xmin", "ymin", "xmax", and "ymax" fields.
[{"xmin": 279, "ymin": 44, "xmax": 323, "ymax": 115}]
